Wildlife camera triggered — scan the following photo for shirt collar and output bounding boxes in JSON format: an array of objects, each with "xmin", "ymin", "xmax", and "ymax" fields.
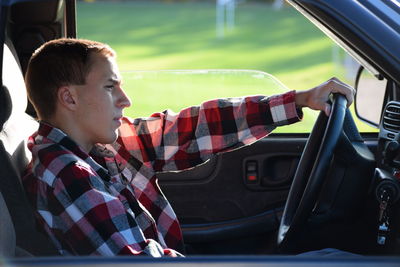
[
  {"xmin": 35, "ymin": 121, "xmax": 88, "ymax": 158},
  {"xmin": 32, "ymin": 121, "xmax": 115, "ymax": 181}
]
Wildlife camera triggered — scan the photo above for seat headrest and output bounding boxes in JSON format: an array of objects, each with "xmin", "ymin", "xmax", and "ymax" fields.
[
  {"xmin": 10, "ymin": 0, "xmax": 62, "ymax": 24},
  {"xmin": 1, "ymin": 42, "xmax": 29, "ymax": 127},
  {"xmin": 0, "ymin": 42, "xmax": 38, "ymax": 175},
  {"xmin": 0, "ymin": 85, "xmax": 12, "ymax": 131}
]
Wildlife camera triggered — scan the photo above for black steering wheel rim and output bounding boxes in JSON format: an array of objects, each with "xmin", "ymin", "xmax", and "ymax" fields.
[{"xmin": 277, "ymin": 94, "xmax": 348, "ymax": 251}]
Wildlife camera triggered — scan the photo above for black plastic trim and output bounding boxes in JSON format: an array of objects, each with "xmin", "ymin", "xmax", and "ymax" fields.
[
  {"xmin": 6, "ymin": 255, "xmax": 400, "ymax": 266},
  {"xmin": 181, "ymin": 209, "xmax": 280, "ymax": 243}
]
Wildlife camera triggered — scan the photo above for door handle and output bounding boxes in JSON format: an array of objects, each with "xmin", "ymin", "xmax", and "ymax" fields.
[
  {"xmin": 243, "ymin": 154, "xmax": 300, "ymax": 191},
  {"xmin": 262, "ymin": 156, "xmax": 299, "ymax": 188}
]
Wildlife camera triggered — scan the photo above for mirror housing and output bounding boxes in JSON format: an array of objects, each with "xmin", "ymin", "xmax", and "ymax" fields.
[{"xmin": 354, "ymin": 66, "xmax": 387, "ymax": 128}]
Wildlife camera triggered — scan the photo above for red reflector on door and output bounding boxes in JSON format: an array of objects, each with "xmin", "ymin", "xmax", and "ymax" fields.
[{"xmin": 247, "ymin": 175, "xmax": 257, "ymax": 181}]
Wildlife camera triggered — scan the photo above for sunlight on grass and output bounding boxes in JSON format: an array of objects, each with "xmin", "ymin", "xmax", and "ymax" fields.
[
  {"xmin": 121, "ymin": 70, "xmax": 291, "ymax": 118},
  {"xmin": 77, "ymin": 1, "xmax": 377, "ymax": 133}
]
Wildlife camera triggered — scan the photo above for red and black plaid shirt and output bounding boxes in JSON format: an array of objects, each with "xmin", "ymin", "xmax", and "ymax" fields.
[{"xmin": 23, "ymin": 92, "xmax": 301, "ymax": 256}]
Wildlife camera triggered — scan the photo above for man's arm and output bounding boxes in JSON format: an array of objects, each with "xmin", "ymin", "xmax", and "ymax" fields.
[
  {"xmin": 118, "ymin": 91, "xmax": 301, "ymax": 172},
  {"xmin": 117, "ymin": 77, "xmax": 354, "ymax": 172}
]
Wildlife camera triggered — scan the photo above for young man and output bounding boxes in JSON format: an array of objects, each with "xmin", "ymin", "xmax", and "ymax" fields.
[{"xmin": 23, "ymin": 38, "xmax": 354, "ymax": 257}]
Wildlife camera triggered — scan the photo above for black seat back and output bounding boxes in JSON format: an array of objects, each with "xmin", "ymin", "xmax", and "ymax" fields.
[
  {"xmin": 0, "ymin": 189, "xmax": 16, "ymax": 257},
  {"xmin": 0, "ymin": 41, "xmax": 58, "ymax": 256}
]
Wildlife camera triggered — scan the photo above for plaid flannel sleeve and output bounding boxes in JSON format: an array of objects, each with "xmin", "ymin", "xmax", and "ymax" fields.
[
  {"xmin": 118, "ymin": 91, "xmax": 301, "ymax": 172},
  {"xmin": 47, "ymin": 160, "xmax": 180, "ymax": 257}
]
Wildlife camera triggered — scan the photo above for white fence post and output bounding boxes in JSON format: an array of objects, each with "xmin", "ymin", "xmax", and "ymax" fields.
[
  {"xmin": 272, "ymin": 0, "xmax": 284, "ymax": 10},
  {"xmin": 216, "ymin": 0, "xmax": 236, "ymax": 38}
]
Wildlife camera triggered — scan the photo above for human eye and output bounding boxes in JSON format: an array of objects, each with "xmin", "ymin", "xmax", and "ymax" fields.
[{"xmin": 104, "ymin": 84, "xmax": 115, "ymax": 91}]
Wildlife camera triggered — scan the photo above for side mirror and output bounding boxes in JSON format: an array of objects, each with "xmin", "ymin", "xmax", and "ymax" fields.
[{"xmin": 354, "ymin": 66, "xmax": 387, "ymax": 127}]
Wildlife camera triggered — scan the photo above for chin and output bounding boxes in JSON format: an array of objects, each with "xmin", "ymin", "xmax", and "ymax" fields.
[
  {"xmin": 98, "ymin": 132, "xmax": 118, "ymax": 145},
  {"xmin": 108, "ymin": 130, "xmax": 119, "ymax": 144}
]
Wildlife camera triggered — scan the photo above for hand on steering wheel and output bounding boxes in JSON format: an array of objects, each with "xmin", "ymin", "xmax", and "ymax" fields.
[{"xmin": 295, "ymin": 77, "xmax": 354, "ymax": 116}]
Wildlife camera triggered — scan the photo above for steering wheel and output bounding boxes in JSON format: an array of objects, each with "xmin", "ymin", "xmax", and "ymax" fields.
[{"xmin": 277, "ymin": 93, "xmax": 348, "ymax": 251}]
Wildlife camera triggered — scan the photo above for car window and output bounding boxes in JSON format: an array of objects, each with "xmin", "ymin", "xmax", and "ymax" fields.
[
  {"xmin": 121, "ymin": 69, "xmax": 320, "ymax": 133},
  {"xmin": 77, "ymin": 1, "xmax": 377, "ymax": 133}
]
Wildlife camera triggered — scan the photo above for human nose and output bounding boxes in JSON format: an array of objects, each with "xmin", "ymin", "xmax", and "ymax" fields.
[{"xmin": 116, "ymin": 86, "xmax": 132, "ymax": 108}]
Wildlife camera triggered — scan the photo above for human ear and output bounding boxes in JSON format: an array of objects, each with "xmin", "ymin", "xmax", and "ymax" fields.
[{"xmin": 57, "ymin": 86, "xmax": 77, "ymax": 111}]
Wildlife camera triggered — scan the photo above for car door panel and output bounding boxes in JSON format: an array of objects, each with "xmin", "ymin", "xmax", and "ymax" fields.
[
  {"xmin": 158, "ymin": 133, "xmax": 378, "ymax": 253},
  {"xmin": 159, "ymin": 137, "xmax": 307, "ymax": 223},
  {"xmin": 181, "ymin": 209, "xmax": 281, "ymax": 255},
  {"xmin": 181, "ymin": 209, "xmax": 279, "ymax": 243},
  {"xmin": 158, "ymin": 136, "xmax": 306, "ymax": 253}
]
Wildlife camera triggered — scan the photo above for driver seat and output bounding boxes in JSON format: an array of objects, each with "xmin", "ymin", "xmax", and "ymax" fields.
[{"xmin": 0, "ymin": 40, "xmax": 58, "ymax": 256}]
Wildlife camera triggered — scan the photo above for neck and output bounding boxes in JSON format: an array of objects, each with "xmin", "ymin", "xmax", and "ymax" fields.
[{"xmin": 44, "ymin": 115, "xmax": 93, "ymax": 153}]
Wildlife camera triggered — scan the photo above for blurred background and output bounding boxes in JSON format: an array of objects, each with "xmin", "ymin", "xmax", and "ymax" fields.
[{"xmin": 77, "ymin": 0, "xmax": 366, "ymax": 132}]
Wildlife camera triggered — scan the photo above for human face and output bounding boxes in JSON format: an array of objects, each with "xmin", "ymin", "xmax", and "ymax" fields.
[{"xmin": 73, "ymin": 54, "xmax": 131, "ymax": 151}]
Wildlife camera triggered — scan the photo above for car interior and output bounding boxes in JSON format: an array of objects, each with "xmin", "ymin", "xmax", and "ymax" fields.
[{"xmin": 0, "ymin": 0, "xmax": 399, "ymax": 264}]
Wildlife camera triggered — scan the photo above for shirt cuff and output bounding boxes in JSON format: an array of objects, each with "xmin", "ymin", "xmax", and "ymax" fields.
[{"xmin": 268, "ymin": 90, "xmax": 303, "ymax": 126}]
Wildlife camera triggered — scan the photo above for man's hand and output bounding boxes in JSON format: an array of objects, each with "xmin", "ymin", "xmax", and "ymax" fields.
[{"xmin": 295, "ymin": 77, "xmax": 355, "ymax": 116}]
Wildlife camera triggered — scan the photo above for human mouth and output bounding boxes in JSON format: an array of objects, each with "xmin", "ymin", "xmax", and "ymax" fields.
[{"xmin": 113, "ymin": 116, "xmax": 123, "ymax": 127}]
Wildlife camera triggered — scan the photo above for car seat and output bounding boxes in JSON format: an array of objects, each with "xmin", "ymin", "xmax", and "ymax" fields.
[{"xmin": 0, "ymin": 40, "xmax": 58, "ymax": 256}]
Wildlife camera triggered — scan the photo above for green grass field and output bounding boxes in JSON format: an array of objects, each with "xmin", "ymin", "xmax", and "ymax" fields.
[{"xmin": 76, "ymin": 1, "xmax": 376, "ymax": 132}]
